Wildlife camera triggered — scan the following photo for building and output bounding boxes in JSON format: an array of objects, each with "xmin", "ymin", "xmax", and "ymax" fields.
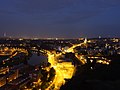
[
  {"xmin": 57, "ymin": 62, "xmax": 75, "ymax": 79},
  {"xmin": 7, "ymin": 69, "xmax": 19, "ymax": 82},
  {"xmin": 8, "ymin": 75, "xmax": 31, "ymax": 89},
  {"xmin": 0, "ymin": 67, "xmax": 9, "ymax": 75},
  {"xmin": 0, "ymin": 76, "xmax": 6, "ymax": 87},
  {"xmin": 30, "ymin": 70, "xmax": 42, "ymax": 84}
]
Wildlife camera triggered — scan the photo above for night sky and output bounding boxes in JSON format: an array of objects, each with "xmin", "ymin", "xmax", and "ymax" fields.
[{"xmin": 0, "ymin": 0, "xmax": 120, "ymax": 38}]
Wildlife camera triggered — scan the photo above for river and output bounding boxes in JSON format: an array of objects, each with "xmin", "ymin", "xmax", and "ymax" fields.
[{"xmin": 28, "ymin": 53, "xmax": 48, "ymax": 66}]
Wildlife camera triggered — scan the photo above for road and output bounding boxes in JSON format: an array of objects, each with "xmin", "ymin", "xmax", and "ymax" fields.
[
  {"xmin": 46, "ymin": 52, "xmax": 64, "ymax": 90},
  {"xmin": 46, "ymin": 43, "xmax": 84, "ymax": 90}
]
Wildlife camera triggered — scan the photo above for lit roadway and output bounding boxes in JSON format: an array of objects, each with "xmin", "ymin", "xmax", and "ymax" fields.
[
  {"xmin": 46, "ymin": 51, "xmax": 64, "ymax": 90},
  {"xmin": 46, "ymin": 43, "xmax": 84, "ymax": 90},
  {"xmin": 65, "ymin": 43, "xmax": 83, "ymax": 53}
]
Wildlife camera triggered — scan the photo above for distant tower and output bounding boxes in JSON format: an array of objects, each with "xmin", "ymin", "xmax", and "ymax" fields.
[
  {"xmin": 84, "ymin": 38, "xmax": 87, "ymax": 44},
  {"xmin": 4, "ymin": 33, "xmax": 6, "ymax": 37}
]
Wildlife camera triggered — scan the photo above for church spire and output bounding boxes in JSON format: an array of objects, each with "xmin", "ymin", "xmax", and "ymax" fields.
[{"xmin": 84, "ymin": 37, "xmax": 87, "ymax": 44}]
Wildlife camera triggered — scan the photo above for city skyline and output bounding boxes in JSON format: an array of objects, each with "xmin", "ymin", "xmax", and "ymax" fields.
[{"xmin": 0, "ymin": 0, "xmax": 120, "ymax": 38}]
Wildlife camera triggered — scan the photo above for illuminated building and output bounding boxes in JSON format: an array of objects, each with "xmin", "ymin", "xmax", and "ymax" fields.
[
  {"xmin": 8, "ymin": 75, "xmax": 31, "ymax": 89},
  {"xmin": 0, "ymin": 76, "xmax": 6, "ymax": 87},
  {"xmin": 30, "ymin": 70, "xmax": 42, "ymax": 84},
  {"xmin": 84, "ymin": 38, "xmax": 87, "ymax": 44},
  {"xmin": 7, "ymin": 69, "xmax": 19, "ymax": 82},
  {"xmin": 56, "ymin": 62, "xmax": 75, "ymax": 79},
  {"xmin": 0, "ymin": 67, "xmax": 9, "ymax": 75}
]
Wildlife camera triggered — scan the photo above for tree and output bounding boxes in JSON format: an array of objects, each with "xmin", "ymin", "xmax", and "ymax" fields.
[{"xmin": 48, "ymin": 67, "xmax": 56, "ymax": 82}]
